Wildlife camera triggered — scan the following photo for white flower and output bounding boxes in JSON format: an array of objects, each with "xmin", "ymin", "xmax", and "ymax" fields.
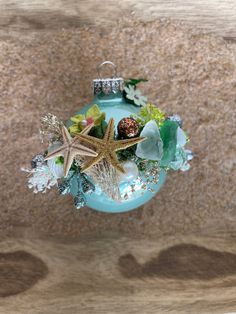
[
  {"xmin": 136, "ymin": 120, "xmax": 163, "ymax": 161},
  {"xmin": 124, "ymin": 85, "xmax": 147, "ymax": 107}
]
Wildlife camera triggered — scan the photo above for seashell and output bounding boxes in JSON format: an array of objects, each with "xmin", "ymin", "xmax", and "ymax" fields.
[
  {"xmin": 47, "ymin": 142, "xmax": 64, "ymax": 178},
  {"xmin": 119, "ymin": 161, "xmax": 139, "ymax": 182}
]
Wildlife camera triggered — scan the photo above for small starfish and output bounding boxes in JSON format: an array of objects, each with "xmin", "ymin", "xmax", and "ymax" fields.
[
  {"xmin": 75, "ymin": 118, "xmax": 146, "ymax": 173},
  {"xmin": 45, "ymin": 124, "xmax": 97, "ymax": 177}
]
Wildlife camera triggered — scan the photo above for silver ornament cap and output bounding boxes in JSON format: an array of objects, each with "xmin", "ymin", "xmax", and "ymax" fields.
[{"xmin": 93, "ymin": 61, "xmax": 124, "ymax": 95}]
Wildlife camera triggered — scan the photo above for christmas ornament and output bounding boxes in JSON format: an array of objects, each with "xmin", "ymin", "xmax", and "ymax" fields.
[
  {"xmin": 117, "ymin": 117, "xmax": 140, "ymax": 138},
  {"xmin": 23, "ymin": 61, "xmax": 193, "ymax": 213}
]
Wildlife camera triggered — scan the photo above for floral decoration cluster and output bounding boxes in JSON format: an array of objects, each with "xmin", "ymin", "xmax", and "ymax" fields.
[{"xmin": 22, "ymin": 79, "xmax": 193, "ymax": 209}]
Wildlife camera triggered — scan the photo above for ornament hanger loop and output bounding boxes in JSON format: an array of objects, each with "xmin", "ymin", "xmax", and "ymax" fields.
[
  {"xmin": 97, "ymin": 61, "xmax": 118, "ymax": 79},
  {"xmin": 93, "ymin": 61, "xmax": 123, "ymax": 95}
]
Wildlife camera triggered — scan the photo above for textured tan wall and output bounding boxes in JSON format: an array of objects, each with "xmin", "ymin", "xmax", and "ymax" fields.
[
  {"xmin": 1, "ymin": 0, "xmax": 236, "ymax": 41},
  {"xmin": 0, "ymin": 17, "xmax": 235, "ymax": 237}
]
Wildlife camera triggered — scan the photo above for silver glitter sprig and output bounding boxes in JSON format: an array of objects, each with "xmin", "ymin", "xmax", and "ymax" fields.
[{"xmin": 40, "ymin": 113, "xmax": 64, "ymax": 144}]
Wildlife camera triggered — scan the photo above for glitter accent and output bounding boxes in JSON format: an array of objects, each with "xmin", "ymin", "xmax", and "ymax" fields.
[
  {"xmin": 74, "ymin": 192, "xmax": 86, "ymax": 209},
  {"xmin": 31, "ymin": 154, "xmax": 46, "ymax": 168},
  {"xmin": 40, "ymin": 113, "xmax": 64, "ymax": 144},
  {"xmin": 93, "ymin": 78, "xmax": 124, "ymax": 95}
]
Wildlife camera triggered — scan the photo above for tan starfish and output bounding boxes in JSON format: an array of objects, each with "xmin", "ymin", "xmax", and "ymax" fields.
[
  {"xmin": 45, "ymin": 124, "xmax": 97, "ymax": 177},
  {"xmin": 75, "ymin": 118, "xmax": 146, "ymax": 173}
]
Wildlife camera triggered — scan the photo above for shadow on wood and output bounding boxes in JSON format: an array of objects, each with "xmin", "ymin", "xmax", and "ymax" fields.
[
  {"xmin": 119, "ymin": 244, "xmax": 236, "ymax": 280},
  {"xmin": 0, "ymin": 234, "xmax": 236, "ymax": 313},
  {"xmin": 0, "ymin": 251, "xmax": 48, "ymax": 297}
]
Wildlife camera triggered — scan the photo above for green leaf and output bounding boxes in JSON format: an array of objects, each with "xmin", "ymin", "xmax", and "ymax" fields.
[
  {"xmin": 125, "ymin": 78, "xmax": 148, "ymax": 87},
  {"xmin": 89, "ymin": 120, "xmax": 108, "ymax": 139},
  {"xmin": 70, "ymin": 114, "xmax": 85, "ymax": 123},
  {"xmin": 86, "ymin": 104, "xmax": 101, "ymax": 119},
  {"xmin": 69, "ymin": 124, "xmax": 82, "ymax": 135},
  {"xmin": 55, "ymin": 156, "xmax": 64, "ymax": 165},
  {"xmin": 94, "ymin": 112, "xmax": 106, "ymax": 126},
  {"xmin": 138, "ymin": 104, "xmax": 165, "ymax": 126}
]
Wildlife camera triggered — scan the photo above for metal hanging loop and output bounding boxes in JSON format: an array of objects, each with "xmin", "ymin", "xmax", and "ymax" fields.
[
  {"xmin": 97, "ymin": 61, "xmax": 118, "ymax": 79},
  {"xmin": 93, "ymin": 61, "xmax": 123, "ymax": 95}
]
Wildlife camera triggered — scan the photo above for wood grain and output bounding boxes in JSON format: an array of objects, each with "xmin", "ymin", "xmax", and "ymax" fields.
[
  {"xmin": 0, "ymin": 2, "xmax": 236, "ymax": 313},
  {"xmin": 0, "ymin": 0, "xmax": 236, "ymax": 40},
  {"xmin": 0, "ymin": 230, "xmax": 236, "ymax": 314},
  {"xmin": 0, "ymin": 251, "xmax": 48, "ymax": 297}
]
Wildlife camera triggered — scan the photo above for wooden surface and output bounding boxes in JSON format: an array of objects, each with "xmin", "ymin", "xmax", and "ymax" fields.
[
  {"xmin": 0, "ymin": 229, "xmax": 236, "ymax": 314},
  {"xmin": 0, "ymin": 1, "xmax": 236, "ymax": 313},
  {"xmin": 0, "ymin": 0, "xmax": 236, "ymax": 41}
]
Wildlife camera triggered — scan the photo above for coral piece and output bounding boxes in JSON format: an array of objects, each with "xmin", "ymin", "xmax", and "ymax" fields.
[{"xmin": 87, "ymin": 159, "xmax": 121, "ymax": 201}]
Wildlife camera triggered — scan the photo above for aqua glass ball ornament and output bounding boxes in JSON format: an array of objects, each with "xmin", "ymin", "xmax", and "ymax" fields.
[{"xmin": 67, "ymin": 61, "xmax": 166, "ymax": 213}]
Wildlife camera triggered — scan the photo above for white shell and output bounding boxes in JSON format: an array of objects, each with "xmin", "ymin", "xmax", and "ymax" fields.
[
  {"xmin": 119, "ymin": 161, "xmax": 139, "ymax": 183},
  {"xmin": 47, "ymin": 142, "xmax": 64, "ymax": 179},
  {"xmin": 47, "ymin": 158, "xmax": 64, "ymax": 179}
]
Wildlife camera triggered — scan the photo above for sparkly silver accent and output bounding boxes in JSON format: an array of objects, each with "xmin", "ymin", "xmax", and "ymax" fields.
[
  {"xmin": 93, "ymin": 78, "xmax": 124, "ymax": 95},
  {"xmin": 118, "ymin": 160, "xmax": 161, "ymax": 201}
]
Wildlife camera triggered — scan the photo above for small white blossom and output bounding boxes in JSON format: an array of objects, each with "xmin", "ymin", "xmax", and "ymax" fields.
[
  {"xmin": 124, "ymin": 85, "xmax": 147, "ymax": 107},
  {"xmin": 21, "ymin": 165, "xmax": 58, "ymax": 193}
]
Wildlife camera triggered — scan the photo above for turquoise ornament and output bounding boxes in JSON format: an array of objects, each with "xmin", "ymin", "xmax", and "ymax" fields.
[
  {"xmin": 67, "ymin": 61, "xmax": 166, "ymax": 213},
  {"xmin": 85, "ymin": 170, "xmax": 166, "ymax": 213},
  {"xmin": 23, "ymin": 62, "xmax": 194, "ymax": 214}
]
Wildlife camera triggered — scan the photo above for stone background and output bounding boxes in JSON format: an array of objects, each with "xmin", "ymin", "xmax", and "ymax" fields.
[{"xmin": 0, "ymin": 17, "xmax": 235, "ymax": 238}]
